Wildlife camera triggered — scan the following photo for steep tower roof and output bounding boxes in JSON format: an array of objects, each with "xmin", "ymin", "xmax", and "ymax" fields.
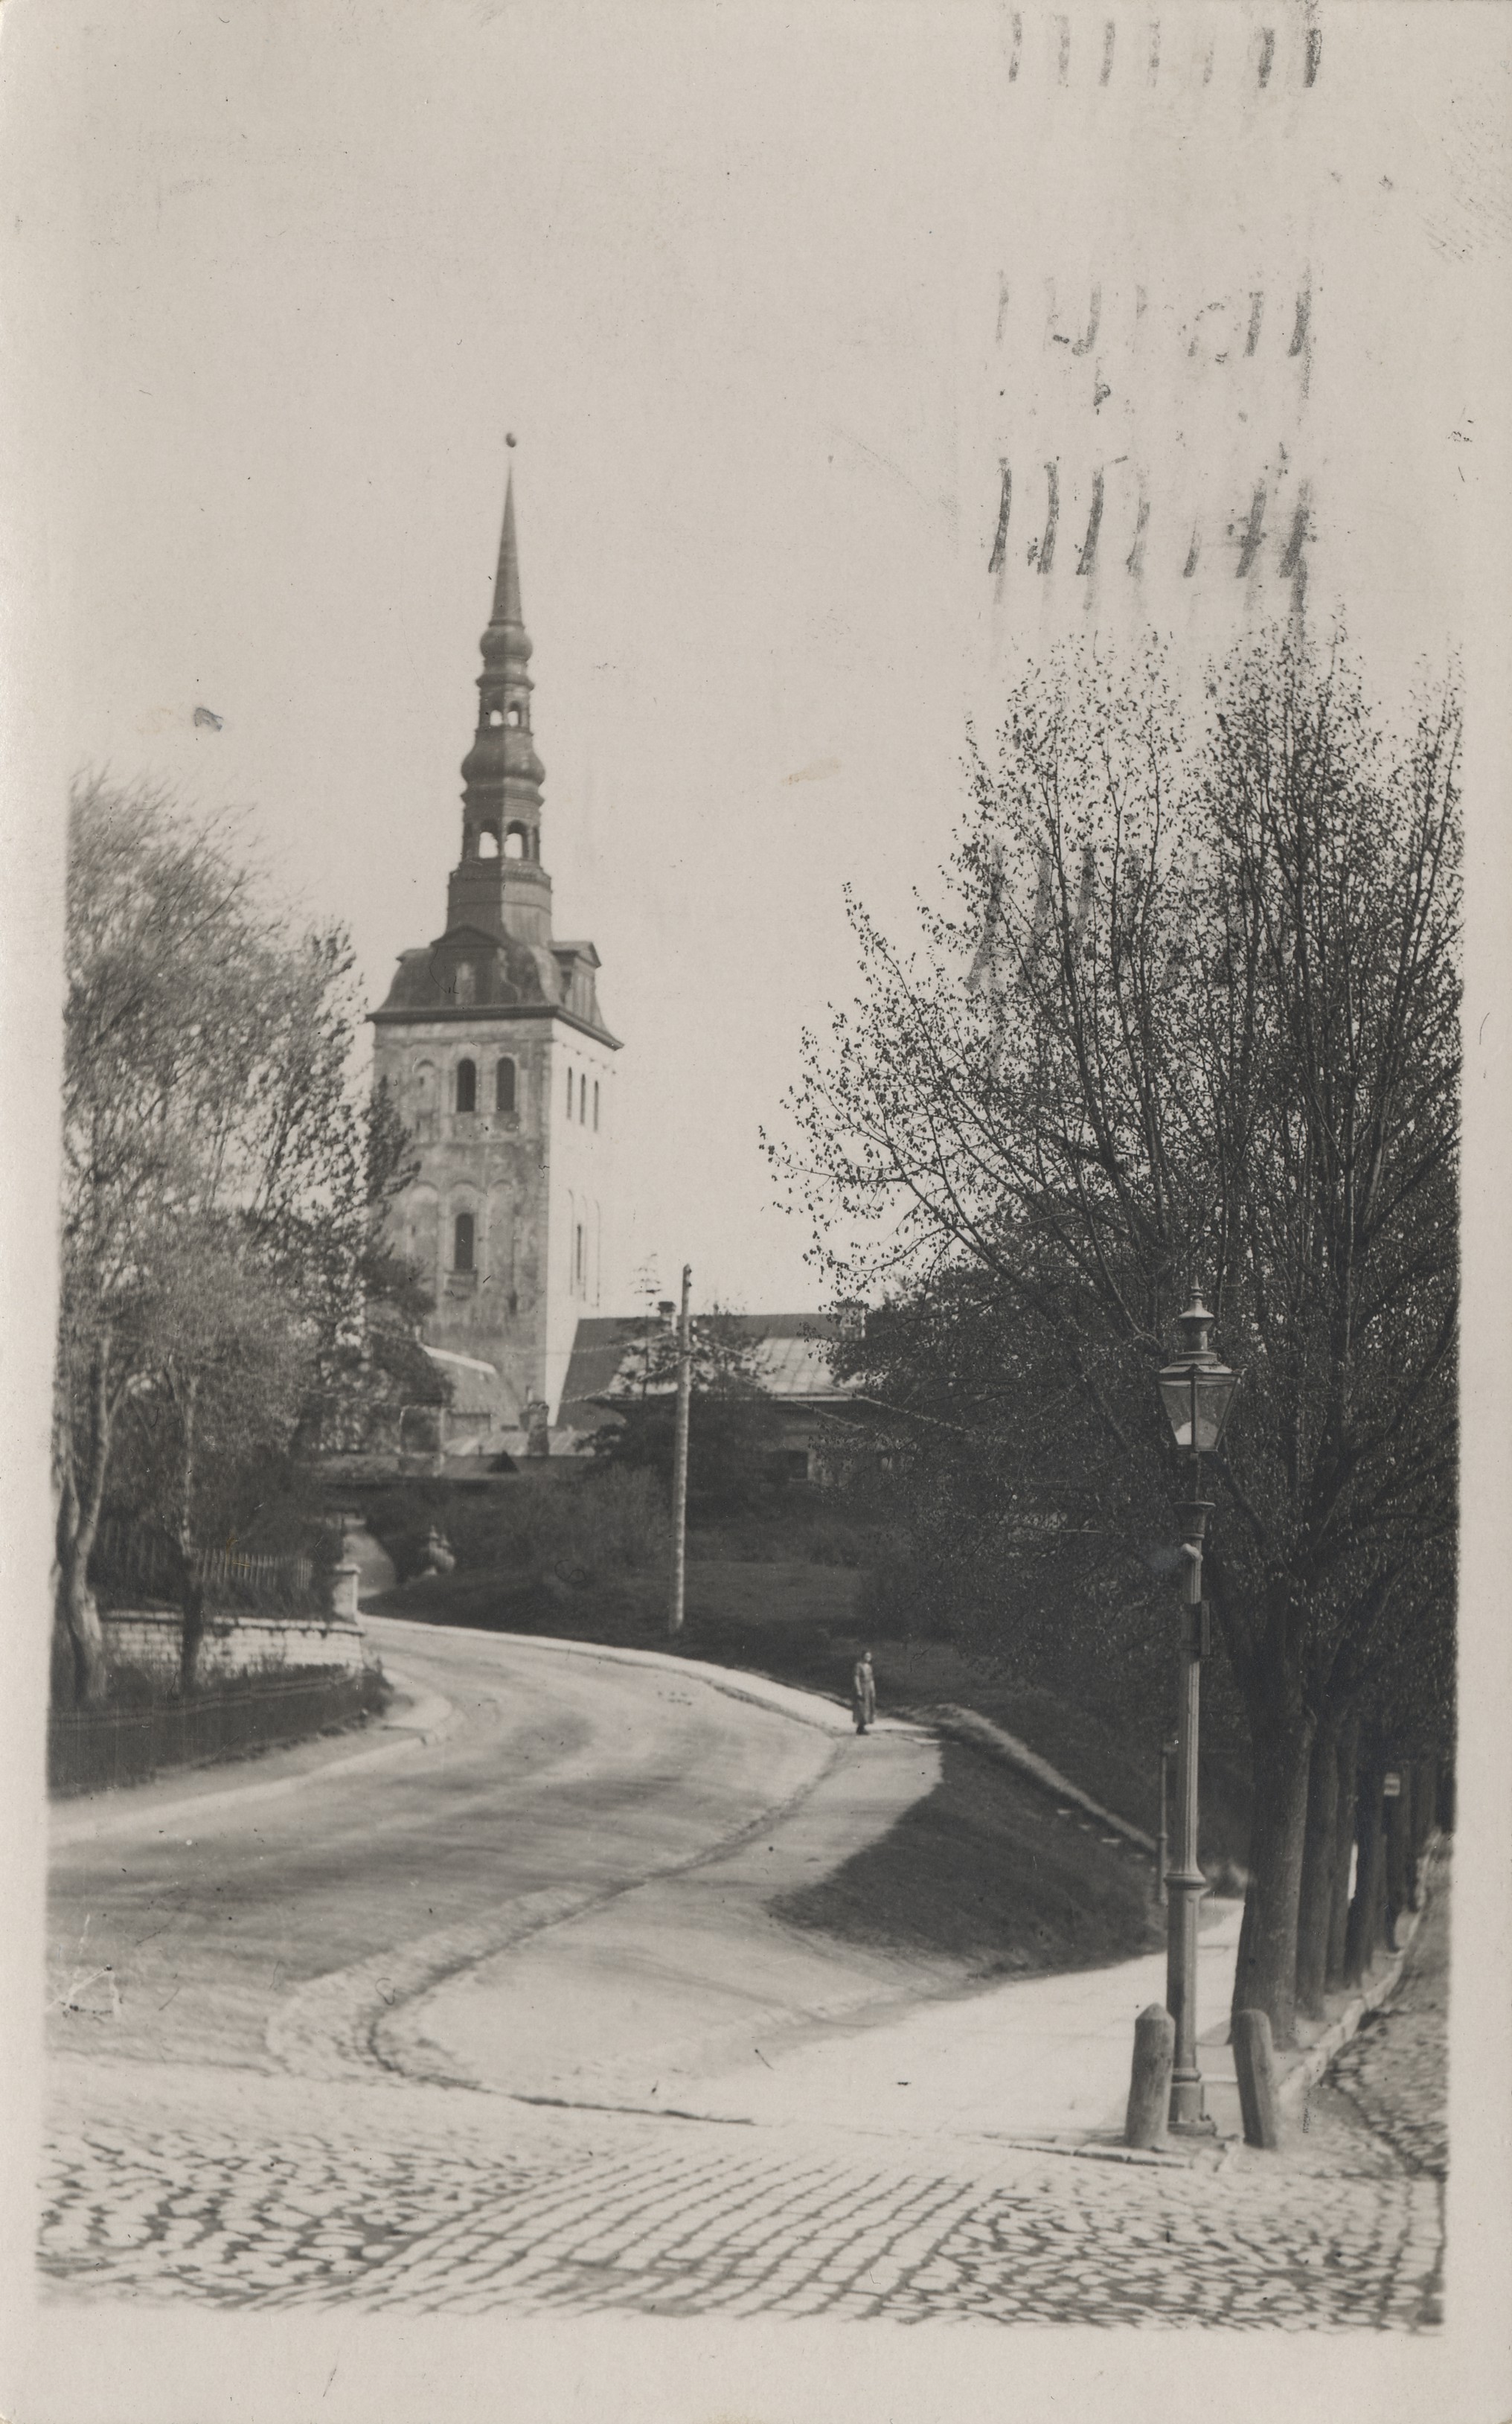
[
  {"xmin": 459, "ymin": 464, "xmax": 547, "ymax": 854},
  {"xmin": 490, "ymin": 469, "xmax": 526, "ymax": 630},
  {"xmin": 374, "ymin": 453, "xmax": 616, "ymax": 1046}
]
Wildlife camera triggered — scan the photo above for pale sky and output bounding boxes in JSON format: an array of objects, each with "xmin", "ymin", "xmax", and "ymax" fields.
[{"xmin": 3, "ymin": 0, "xmax": 1505, "ymax": 1312}]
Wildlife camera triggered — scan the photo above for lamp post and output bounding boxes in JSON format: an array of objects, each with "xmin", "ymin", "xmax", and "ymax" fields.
[
  {"xmin": 1156, "ymin": 1295, "xmax": 1240, "ymax": 2131},
  {"xmin": 1155, "ymin": 1736, "xmax": 1178, "ymax": 1909}
]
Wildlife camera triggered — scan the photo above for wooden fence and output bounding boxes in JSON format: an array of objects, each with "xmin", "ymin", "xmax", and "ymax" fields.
[{"xmin": 89, "ymin": 1516, "xmax": 315, "ymax": 1605}]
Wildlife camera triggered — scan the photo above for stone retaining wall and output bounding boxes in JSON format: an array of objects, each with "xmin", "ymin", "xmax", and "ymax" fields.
[{"xmin": 102, "ymin": 1606, "xmax": 370, "ymax": 1683}]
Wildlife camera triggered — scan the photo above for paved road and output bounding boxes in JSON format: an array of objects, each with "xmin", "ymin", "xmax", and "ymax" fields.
[
  {"xmin": 48, "ymin": 1618, "xmax": 946, "ymax": 2081},
  {"xmin": 39, "ymin": 1620, "xmax": 1446, "ymax": 2328}
]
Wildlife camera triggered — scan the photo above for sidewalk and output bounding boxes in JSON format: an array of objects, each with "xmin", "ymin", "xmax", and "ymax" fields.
[
  {"xmin": 671, "ymin": 1884, "xmax": 1433, "ymax": 2158},
  {"xmin": 664, "ymin": 1897, "xmax": 1245, "ymax": 2149}
]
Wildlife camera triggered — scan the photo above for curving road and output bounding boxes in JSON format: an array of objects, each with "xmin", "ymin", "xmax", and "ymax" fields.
[
  {"xmin": 48, "ymin": 1614, "xmax": 946, "ymax": 2085},
  {"xmin": 39, "ymin": 1619, "xmax": 1444, "ymax": 2331}
]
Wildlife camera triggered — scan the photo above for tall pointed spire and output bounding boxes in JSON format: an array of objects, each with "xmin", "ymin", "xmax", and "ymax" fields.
[
  {"xmin": 490, "ymin": 469, "xmax": 525, "ymax": 631},
  {"xmin": 449, "ymin": 453, "xmax": 553, "ymax": 948}
]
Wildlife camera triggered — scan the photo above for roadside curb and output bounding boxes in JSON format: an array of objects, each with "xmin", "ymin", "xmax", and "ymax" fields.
[
  {"xmin": 365, "ymin": 1614, "xmax": 932, "ymax": 1743},
  {"xmin": 48, "ymin": 1666, "xmax": 460, "ymax": 1846}
]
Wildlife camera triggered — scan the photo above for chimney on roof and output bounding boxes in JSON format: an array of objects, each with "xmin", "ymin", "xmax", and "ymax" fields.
[{"xmin": 657, "ymin": 1300, "xmax": 676, "ymax": 1325}]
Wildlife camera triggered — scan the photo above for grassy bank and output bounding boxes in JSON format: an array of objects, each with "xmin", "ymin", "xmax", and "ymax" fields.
[{"xmin": 771, "ymin": 1735, "xmax": 1165, "ymax": 1976}]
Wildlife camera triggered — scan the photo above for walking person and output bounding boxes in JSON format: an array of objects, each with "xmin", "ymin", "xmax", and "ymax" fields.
[{"xmin": 851, "ymin": 1648, "xmax": 877, "ymax": 1735}]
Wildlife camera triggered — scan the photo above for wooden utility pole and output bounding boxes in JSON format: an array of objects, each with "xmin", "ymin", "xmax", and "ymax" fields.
[{"xmin": 668, "ymin": 1264, "xmax": 692, "ymax": 1636}]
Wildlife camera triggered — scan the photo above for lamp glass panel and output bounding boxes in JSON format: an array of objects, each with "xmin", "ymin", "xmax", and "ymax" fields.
[
  {"xmin": 1159, "ymin": 1369, "xmax": 1198, "ymax": 1448},
  {"xmin": 1195, "ymin": 1367, "xmax": 1238, "ymax": 1451}
]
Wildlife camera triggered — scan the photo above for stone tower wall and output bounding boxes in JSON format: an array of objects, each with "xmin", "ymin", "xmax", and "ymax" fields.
[{"xmin": 374, "ymin": 1014, "xmax": 556, "ymax": 1426}]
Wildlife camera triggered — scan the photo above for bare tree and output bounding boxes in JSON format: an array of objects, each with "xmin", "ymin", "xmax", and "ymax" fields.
[{"xmin": 778, "ymin": 635, "xmax": 1458, "ymax": 2042}]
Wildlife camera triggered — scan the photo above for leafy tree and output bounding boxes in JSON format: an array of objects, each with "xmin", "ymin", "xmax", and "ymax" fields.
[
  {"xmin": 54, "ymin": 775, "xmax": 432, "ymax": 1701},
  {"xmin": 778, "ymin": 635, "xmax": 1458, "ymax": 2042}
]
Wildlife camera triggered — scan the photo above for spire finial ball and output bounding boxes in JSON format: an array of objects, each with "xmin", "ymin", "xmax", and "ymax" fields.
[{"xmin": 505, "ymin": 432, "xmax": 516, "ymax": 448}]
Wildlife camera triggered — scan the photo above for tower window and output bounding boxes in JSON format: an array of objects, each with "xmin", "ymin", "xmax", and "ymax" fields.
[
  {"xmin": 579, "ymin": 1073, "xmax": 588, "ymax": 1124},
  {"xmin": 593, "ymin": 1081, "xmax": 600, "ymax": 1131},
  {"xmin": 454, "ymin": 1211, "xmax": 475, "ymax": 1273},
  {"xmin": 478, "ymin": 827, "xmax": 500, "ymax": 859},
  {"xmin": 566, "ymin": 1064, "xmax": 574, "ymax": 1116},
  {"xmin": 504, "ymin": 827, "xmax": 525, "ymax": 860},
  {"xmin": 488, "ymin": 709, "xmax": 504, "ymax": 728},
  {"xmin": 454, "ymin": 962, "xmax": 476, "ymax": 1005},
  {"xmin": 574, "ymin": 1222, "xmax": 585, "ymax": 1292},
  {"xmin": 496, "ymin": 1056, "xmax": 516, "ymax": 1115},
  {"xmin": 455, "ymin": 1058, "xmax": 477, "ymax": 1114},
  {"xmin": 506, "ymin": 706, "xmax": 522, "ymax": 727}
]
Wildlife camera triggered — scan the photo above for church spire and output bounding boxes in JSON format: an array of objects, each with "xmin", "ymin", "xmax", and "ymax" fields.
[
  {"xmin": 490, "ymin": 468, "xmax": 525, "ymax": 630},
  {"xmin": 450, "ymin": 449, "xmax": 553, "ymax": 947}
]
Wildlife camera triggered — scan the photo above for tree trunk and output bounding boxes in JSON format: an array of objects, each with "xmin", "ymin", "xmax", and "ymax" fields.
[
  {"xmin": 1409, "ymin": 1756, "xmax": 1437, "ymax": 1905},
  {"xmin": 1345, "ymin": 1744, "xmax": 1387, "ymax": 1986},
  {"xmin": 1295, "ymin": 1704, "xmax": 1341, "ymax": 2022},
  {"xmin": 1385, "ymin": 1763, "xmax": 1413, "ymax": 1949},
  {"xmin": 1231, "ymin": 1691, "xmax": 1314, "ymax": 2048},
  {"xmin": 179, "ymin": 1579, "xmax": 207, "ymax": 1697},
  {"xmin": 51, "ymin": 1363, "xmax": 112, "ymax": 1707},
  {"xmin": 55, "ymin": 1531, "xmax": 109, "ymax": 1706},
  {"xmin": 1325, "ymin": 1711, "xmax": 1359, "ymax": 1992},
  {"xmin": 176, "ymin": 1370, "xmax": 204, "ymax": 1695}
]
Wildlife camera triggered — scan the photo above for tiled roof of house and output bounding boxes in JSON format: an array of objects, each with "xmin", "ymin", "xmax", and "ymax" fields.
[
  {"xmin": 423, "ymin": 1343, "xmax": 504, "ymax": 1416},
  {"xmin": 557, "ymin": 1313, "xmax": 856, "ymax": 1433}
]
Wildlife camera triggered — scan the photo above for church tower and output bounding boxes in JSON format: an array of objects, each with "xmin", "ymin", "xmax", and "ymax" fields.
[{"xmin": 371, "ymin": 461, "xmax": 619, "ymax": 1439}]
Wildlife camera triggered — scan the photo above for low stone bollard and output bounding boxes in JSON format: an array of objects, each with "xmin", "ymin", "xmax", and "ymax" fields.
[
  {"xmin": 1233, "ymin": 2007, "xmax": 1282, "ymax": 2149},
  {"xmin": 1124, "ymin": 2003, "xmax": 1175, "ymax": 2149},
  {"xmin": 330, "ymin": 1562, "xmax": 362, "ymax": 1619}
]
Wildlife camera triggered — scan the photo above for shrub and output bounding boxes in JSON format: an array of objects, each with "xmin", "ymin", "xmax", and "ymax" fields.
[{"xmin": 397, "ymin": 1468, "xmax": 672, "ymax": 1592}]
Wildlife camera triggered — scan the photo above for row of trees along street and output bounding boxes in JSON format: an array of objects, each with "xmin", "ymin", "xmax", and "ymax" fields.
[
  {"xmin": 778, "ymin": 636, "xmax": 1459, "ymax": 2047},
  {"xmin": 54, "ymin": 776, "xmax": 444, "ymax": 1707}
]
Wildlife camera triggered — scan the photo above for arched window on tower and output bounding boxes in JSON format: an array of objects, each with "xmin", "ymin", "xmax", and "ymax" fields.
[
  {"xmin": 504, "ymin": 827, "xmax": 526, "ymax": 860},
  {"xmin": 566, "ymin": 1064, "xmax": 574, "ymax": 1116},
  {"xmin": 574, "ymin": 1222, "xmax": 585, "ymax": 1293},
  {"xmin": 593, "ymin": 1081, "xmax": 600, "ymax": 1132},
  {"xmin": 478, "ymin": 827, "xmax": 500, "ymax": 859},
  {"xmin": 455, "ymin": 1058, "xmax": 477, "ymax": 1114},
  {"xmin": 453, "ymin": 1211, "xmax": 475, "ymax": 1273},
  {"xmin": 579, "ymin": 1073, "xmax": 588, "ymax": 1124},
  {"xmin": 496, "ymin": 1057, "xmax": 516, "ymax": 1115},
  {"xmin": 487, "ymin": 708, "xmax": 504, "ymax": 728},
  {"xmin": 506, "ymin": 706, "xmax": 522, "ymax": 727},
  {"xmin": 454, "ymin": 962, "xmax": 476, "ymax": 1006}
]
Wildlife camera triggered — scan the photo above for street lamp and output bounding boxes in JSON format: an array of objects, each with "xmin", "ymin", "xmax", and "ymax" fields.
[{"xmin": 1156, "ymin": 1294, "xmax": 1240, "ymax": 2130}]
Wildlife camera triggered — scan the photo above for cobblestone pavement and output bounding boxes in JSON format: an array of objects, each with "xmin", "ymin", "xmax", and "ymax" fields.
[
  {"xmin": 39, "ymin": 1628, "xmax": 1449, "ymax": 2332},
  {"xmin": 39, "ymin": 2053, "xmax": 1443, "ymax": 2328},
  {"xmin": 1323, "ymin": 1851, "xmax": 1449, "ymax": 2183}
]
